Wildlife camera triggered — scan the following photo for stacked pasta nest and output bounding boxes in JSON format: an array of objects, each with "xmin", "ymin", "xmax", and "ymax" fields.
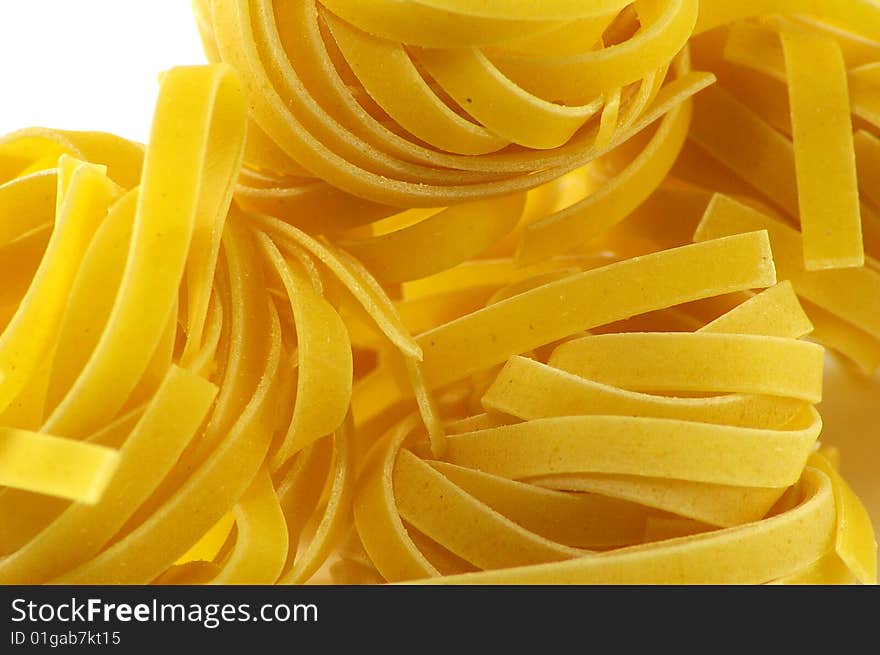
[{"xmin": 0, "ymin": 0, "xmax": 877, "ymax": 584}]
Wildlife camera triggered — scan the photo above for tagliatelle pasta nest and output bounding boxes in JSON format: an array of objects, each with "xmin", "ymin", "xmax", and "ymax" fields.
[{"xmin": 0, "ymin": 1, "xmax": 877, "ymax": 585}]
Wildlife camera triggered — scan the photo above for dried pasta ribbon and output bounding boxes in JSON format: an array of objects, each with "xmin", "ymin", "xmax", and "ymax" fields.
[
  {"xmin": 696, "ymin": 0, "xmax": 880, "ymax": 42},
  {"xmin": 413, "ymin": 467, "xmax": 837, "ymax": 584},
  {"xmin": 441, "ymin": 409, "xmax": 820, "ymax": 487},
  {"xmin": 0, "ymin": 429, "xmax": 119, "ymax": 506},
  {"xmin": 0, "ymin": 127, "xmax": 144, "ymax": 189},
  {"xmin": 255, "ymin": 232, "xmax": 352, "ymax": 466},
  {"xmin": 484, "ymin": 356, "xmax": 808, "ymax": 429},
  {"xmin": 0, "ymin": 366, "xmax": 218, "ymax": 584},
  {"xmin": 317, "ymin": 0, "xmax": 632, "ymax": 47},
  {"xmin": 549, "ymin": 333, "xmax": 824, "ymax": 402},
  {"xmin": 43, "ymin": 65, "xmax": 247, "ymax": 440},
  {"xmin": 279, "ymin": 414, "xmax": 356, "ymax": 584},
  {"xmin": 353, "ymin": 400, "xmax": 864, "ymax": 583},
  {"xmin": 782, "ymin": 29, "xmax": 864, "ymax": 270},
  {"xmin": 809, "ymin": 452, "xmax": 877, "ymax": 585},
  {"xmin": 338, "ymin": 193, "xmax": 526, "ymax": 284},
  {"xmin": 696, "ymin": 195, "xmax": 880, "ymax": 342},
  {"xmin": 672, "ymin": 19, "xmax": 880, "ymax": 376},
  {"xmin": 0, "ymin": 157, "xmax": 119, "ymax": 418},
  {"xmin": 213, "ymin": 469, "xmax": 289, "ymax": 585},
  {"xmin": 417, "ymin": 230, "xmax": 776, "ymax": 389},
  {"xmin": 516, "ymin": 87, "xmax": 692, "ymax": 264},
  {"xmin": 689, "ymin": 84, "xmax": 800, "ymax": 217},
  {"xmin": 0, "ymin": 171, "xmax": 58, "ymax": 250}
]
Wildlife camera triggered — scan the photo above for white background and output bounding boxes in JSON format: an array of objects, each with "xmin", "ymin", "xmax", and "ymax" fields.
[{"xmin": 0, "ymin": 1, "xmax": 206, "ymax": 142}]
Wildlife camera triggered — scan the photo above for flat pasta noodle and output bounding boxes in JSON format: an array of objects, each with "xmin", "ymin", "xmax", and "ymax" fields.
[
  {"xmin": 517, "ymin": 91, "xmax": 692, "ymax": 264},
  {"xmin": 410, "ymin": 467, "xmax": 837, "ymax": 584},
  {"xmin": 416, "ymin": 230, "xmax": 777, "ymax": 389},
  {"xmin": 0, "ymin": 367, "xmax": 218, "ymax": 584},
  {"xmin": 696, "ymin": 195, "xmax": 880, "ymax": 341},
  {"xmin": 782, "ymin": 29, "xmax": 864, "ymax": 270},
  {"xmin": 0, "ymin": 170, "xmax": 57, "ymax": 250},
  {"xmin": 548, "ymin": 333, "xmax": 825, "ymax": 402},
  {"xmin": 43, "ymin": 66, "xmax": 246, "ymax": 440},
  {"xmin": 280, "ymin": 414, "xmax": 356, "ymax": 584},
  {"xmin": 439, "ymin": 409, "xmax": 821, "ymax": 488},
  {"xmin": 0, "ymin": 428, "xmax": 119, "ymax": 506},
  {"xmin": 255, "ymin": 231, "xmax": 352, "ymax": 467},
  {"xmin": 483, "ymin": 356, "xmax": 808, "ymax": 429},
  {"xmin": 213, "ymin": 469, "xmax": 289, "ymax": 585},
  {"xmin": 0, "ymin": 157, "xmax": 120, "ymax": 418},
  {"xmin": 339, "ymin": 193, "xmax": 526, "ymax": 284},
  {"xmin": 531, "ymin": 474, "xmax": 787, "ymax": 530},
  {"xmin": 809, "ymin": 452, "xmax": 878, "ymax": 584}
]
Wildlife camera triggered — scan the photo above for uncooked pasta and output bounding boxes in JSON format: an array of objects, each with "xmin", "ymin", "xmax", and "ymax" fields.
[{"xmin": 0, "ymin": 0, "xmax": 877, "ymax": 585}]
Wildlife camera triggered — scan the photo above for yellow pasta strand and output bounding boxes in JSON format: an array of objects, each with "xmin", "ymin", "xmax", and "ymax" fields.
[
  {"xmin": 809, "ymin": 452, "xmax": 877, "ymax": 585},
  {"xmin": 0, "ymin": 429, "xmax": 119, "ymax": 506},
  {"xmin": 484, "ymin": 356, "xmax": 807, "ymax": 429},
  {"xmin": 418, "ymin": 231, "xmax": 776, "ymax": 389},
  {"xmin": 213, "ymin": 469, "xmax": 288, "ymax": 584},
  {"xmin": 414, "ymin": 468, "xmax": 836, "ymax": 584},
  {"xmin": 0, "ymin": 367, "xmax": 217, "ymax": 584},
  {"xmin": 0, "ymin": 157, "xmax": 119, "ymax": 417},
  {"xmin": 782, "ymin": 29, "xmax": 864, "ymax": 270},
  {"xmin": 44, "ymin": 65, "xmax": 246, "ymax": 439},
  {"xmin": 441, "ymin": 410, "xmax": 820, "ymax": 488},
  {"xmin": 549, "ymin": 333, "xmax": 824, "ymax": 402},
  {"xmin": 256, "ymin": 232, "xmax": 352, "ymax": 466},
  {"xmin": 696, "ymin": 194, "xmax": 880, "ymax": 341}
]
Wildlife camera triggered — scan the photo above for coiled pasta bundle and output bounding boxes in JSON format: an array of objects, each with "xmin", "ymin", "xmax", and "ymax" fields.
[
  {"xmin": 192, "ymin": 0, "xmax": 718, "ymax": 284},
  {"xmin": 194, "ymin": 0, "xmax": 709, "ymax": 213},
  {"xmin": 0, "ymin": 65, "xmax": 388, "ymax": 584},
  {"xmin": 337, "ymin": 237, "xmax": 875, "ymax": 584}
]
